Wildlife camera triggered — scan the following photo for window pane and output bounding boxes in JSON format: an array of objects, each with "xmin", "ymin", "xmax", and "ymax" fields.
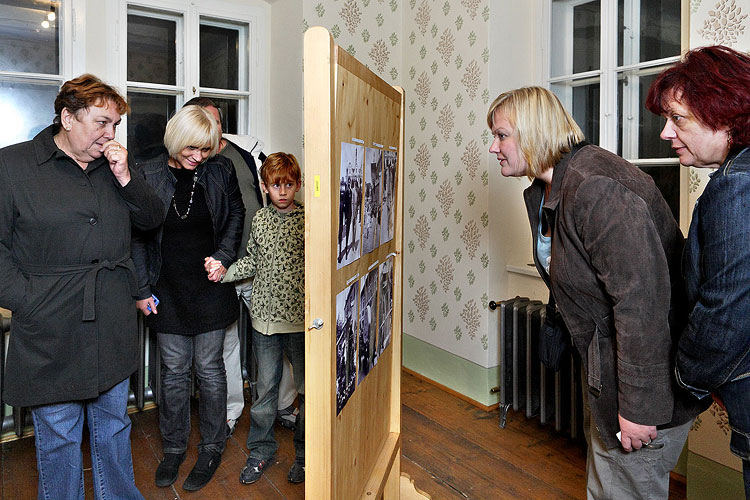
[
  {"xmin": 617, "ymin": 72, "xmax": 674, "ymax": 159},
  {"xmin": 207, "ymin": 97, "xmax": 239, "ymax": 134},
  {"xmin": 128, "ymin": 15, "xmax": 177, "ymax": 85},
  {"xmin": 551, "ymin": 0, "xmax": 600, "ymax": 77},
  {"xmin": 552, "ymin": 81, "xmax": 600, "ymax": 145},
  {"xmin": 200, "ymin": 23, "xmax": 239, "ymax": 90},
  {"xmin": 618, "ymin": 0, "xmax": 680, "ymax": 65},
  {"xmin": 0, "ymin": 0, "xmax": 60, "ymax": 74},
  {"xmin": 127, "ymin": 92, "xmax": 175, "ymax": 163},
  {"xmin": 641, "ymin": 165, "xmax": 680, "ymax": 222},
  {"xmin": 0, "ymin": 80, "xmax": 58, "ymax": 148},
  {"xmin": 573, "ymin": 1, "xmax": 600, "ymax": 73}
]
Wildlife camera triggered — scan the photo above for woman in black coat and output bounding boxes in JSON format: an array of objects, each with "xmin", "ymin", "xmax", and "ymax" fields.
[
  {"xmin": 131, "ymin": 105, "xmax": 244, "ymax": 491},
  {"xmin": 0, "ymin": 74, "xmax": 162, "ymax": 499}
]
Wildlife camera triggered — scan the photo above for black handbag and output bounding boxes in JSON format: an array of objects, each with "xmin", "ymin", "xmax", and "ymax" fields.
[{"xmin": 538, "ymin": 293, "xmax": 570, "ymax": 371}]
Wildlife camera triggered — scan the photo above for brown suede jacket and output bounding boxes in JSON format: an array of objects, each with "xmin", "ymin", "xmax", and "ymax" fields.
[{"xmin": 524, "ymin": 143, "xmax": 708, "ymax": 449}]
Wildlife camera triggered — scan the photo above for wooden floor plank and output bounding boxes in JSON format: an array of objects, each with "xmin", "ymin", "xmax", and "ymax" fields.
[
  {"xmin": 0, "ymin": 370, "xmax": 688, "ymax": 499},
  {"xmin": 402, "ymin": 374, "xmax": 587, "ymax": 499}
]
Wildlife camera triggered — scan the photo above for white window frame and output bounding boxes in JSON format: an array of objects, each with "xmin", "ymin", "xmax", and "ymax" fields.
[
  {"xmin": 195, "ymin": 16, "xmax": 251, "ymax": 132},
  {"xmin": 107, "ymin": 0, "xmax": 267, "ymax": 144},
  {"xmin": 0, "ymin": 0, "xmax": 85, "ymax": 82},
  {"xmin": 0, "ymin": 0, "xmax": 85, "ymax": 149},
  {"xmin": 541, "ymin": 0, "xmax": 683, "ymax": 162},
  {"xmin": 540, "ymin": 0, "xmax": 689, "ymax": 226}
]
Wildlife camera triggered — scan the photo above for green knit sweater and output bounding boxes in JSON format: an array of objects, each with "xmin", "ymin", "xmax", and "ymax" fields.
[{"xmin": 223, "ymin": 204, "xmax": 305, "ymax": 334}]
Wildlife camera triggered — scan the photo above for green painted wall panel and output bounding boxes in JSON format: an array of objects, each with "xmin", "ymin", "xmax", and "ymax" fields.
[
  {"xmin": 687, "ymin": 452, "xmax": 744, "ymax": 500},
  {"xmin": 403, "ymin": 333, "xmax": 500, "ymax": 407}
]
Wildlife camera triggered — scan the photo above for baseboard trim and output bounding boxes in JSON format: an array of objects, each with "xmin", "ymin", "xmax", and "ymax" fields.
[{"xmin": 402, "ymin": 366, "xmax": 499, "ymax": 412}]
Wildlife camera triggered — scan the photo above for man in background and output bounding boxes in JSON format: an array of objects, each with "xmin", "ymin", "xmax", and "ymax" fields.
[{"xmin": 184, "ymin": 97, "xmax": 297, "ymax": 435}]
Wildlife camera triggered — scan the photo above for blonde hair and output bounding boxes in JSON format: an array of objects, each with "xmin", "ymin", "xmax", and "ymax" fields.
[
  {"xmin": 260, "ymin": 152, "xmax": 302, "ymax": 186},
  {"xmin": 486, "ymin": 86, "xmax": 584, "ymax": 179},
  {"xmin": 163, "ymin": 105, "xmax": 221, "ymax": 158}
]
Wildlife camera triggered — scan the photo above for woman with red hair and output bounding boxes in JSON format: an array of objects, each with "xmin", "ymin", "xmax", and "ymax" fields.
[{"xmin": 647, "ymin": 45, "xmax": 750, "ymax": 499}]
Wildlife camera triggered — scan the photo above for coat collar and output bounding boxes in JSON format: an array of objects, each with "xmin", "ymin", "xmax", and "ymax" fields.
[
  {"xmin": 33, "ymin": 125, "xmax": 60, "ymax": 165},
  {"xmin": 543, "ymin": 141, "xmax": 588, "ymax": 212},
  {"xmin": 33, "ymin": 124, "xmax": 107, "ymax": 172}
]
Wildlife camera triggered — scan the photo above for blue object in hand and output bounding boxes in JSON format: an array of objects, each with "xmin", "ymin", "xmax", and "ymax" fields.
[{"xmin": 147, "ymin": 294, "xmax": 159, "ymax": 312}]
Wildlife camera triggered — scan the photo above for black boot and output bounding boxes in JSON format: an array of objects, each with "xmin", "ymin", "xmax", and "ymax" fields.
[
  {"xmin": 183, "ymin": 450, "xmax": 222, "ymax": 491},
  {"xmin": 155, "ymin": 452, "xmax": 185, "ymax": 487}
]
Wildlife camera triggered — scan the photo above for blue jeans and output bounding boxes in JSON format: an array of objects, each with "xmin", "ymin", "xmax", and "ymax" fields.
[
  {"xmin": 716, "ymin": 375, "xmax": 750, "ymax": 499},
  {"xmin": 158, "ymin": 329, "xmax": 227, "ymax": 455},
  {"xmin": 247, "ymin": 329, "xmax": 305, "ymax": 461},
  {"xmin": 31, "ymin": 378, "xmax": 143, "ymax": 500}
]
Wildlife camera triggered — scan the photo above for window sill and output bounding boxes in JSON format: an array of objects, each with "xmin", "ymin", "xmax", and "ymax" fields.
[{"xmin": 506, "ymin": 263, "xmax": 541, "ymax": 278}]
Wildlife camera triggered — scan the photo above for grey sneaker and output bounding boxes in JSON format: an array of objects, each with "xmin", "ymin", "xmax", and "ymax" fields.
[
  {"xmin": 276, "ymin": 404, "xmax": 298, "ymax": 430},
  {"xmin": 287, "ymin": 458, "xmax": 305, "ymax": 483},
  {"xmin": 239, "ymin": 457, "xmax": 272, "ymax": 484}
]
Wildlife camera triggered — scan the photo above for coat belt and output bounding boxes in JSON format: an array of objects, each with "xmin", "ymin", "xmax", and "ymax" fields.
[{"xmin": 19, "ymin": 256, "xmax": 138, "ymax": 321}]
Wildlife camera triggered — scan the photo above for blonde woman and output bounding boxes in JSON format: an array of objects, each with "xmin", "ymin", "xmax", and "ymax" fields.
[
  {"xmin": 487, "ymin": 87, "xmax": 706, "ymax": 500},
  {"xmin": 131, "ymin": 105, "xmax": 245, "ymax": 491}
]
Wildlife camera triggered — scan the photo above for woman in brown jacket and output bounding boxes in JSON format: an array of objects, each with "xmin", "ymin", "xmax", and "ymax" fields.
[{"xmin": 487, "ymin": 86, "xmax": 706, "ymax": 500}]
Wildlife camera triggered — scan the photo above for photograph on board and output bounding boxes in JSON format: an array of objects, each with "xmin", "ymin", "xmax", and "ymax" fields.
[
  {"xmin": 337, "ymin": 142, "xmax": 363, "ymax": 268},
  {"xmin": 335, "ymin": 282, "xmax": 358, "ymax": 414},
  {"xmin": 380, "ymin": 150, "xmax": 397, "ymax": 245},
  {"xmin": 362, "ymin": 147, "xmax": 382, "ymax": 255},
  {"xmin": 358, "ymin": 267, "xmax": 379, "ymax": 384},
  {"xmin": 378, "ymin": 257, "xmax": 394, "ymax": 357}
]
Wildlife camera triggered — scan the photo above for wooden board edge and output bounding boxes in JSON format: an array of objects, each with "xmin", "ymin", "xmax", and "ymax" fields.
[
  {"xmin": 337, "ymin": 47, "xmax": 401, "ymax": 103},
  {"xmin": 400, "ymin": 472, "xmax": 433, "ymax": 500},
  {"xmin": 304, "ymin": 25, "xmax": 336, "ymax": 500},
  {"xmin": 358, "ymin": 432, "xmax": 401, "ymax": 500}
]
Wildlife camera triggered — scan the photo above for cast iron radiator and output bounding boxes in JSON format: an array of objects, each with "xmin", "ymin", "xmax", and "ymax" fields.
[{"xmin": 489, "ymin": 296, "xmax": 583, "ymax": 439}]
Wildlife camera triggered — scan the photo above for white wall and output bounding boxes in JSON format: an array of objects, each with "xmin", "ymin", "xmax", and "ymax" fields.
[
  {"xmin": 486, "ymin": 0, "xmax": 547, "ymax": 365},
  {"xmin": 268, "ymin": 0, "xmax": 303, "ymax": 160}
]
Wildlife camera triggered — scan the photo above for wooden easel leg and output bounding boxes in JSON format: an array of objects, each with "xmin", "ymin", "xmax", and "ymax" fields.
[{"xmin": 399, "ymin": 473, "xmax": 432, "ymax": 499}]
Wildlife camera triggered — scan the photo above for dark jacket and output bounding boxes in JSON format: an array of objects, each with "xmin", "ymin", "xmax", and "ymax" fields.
[
  {"xmin": 131, "ymin": 153, "xmax": 245, "ymax": 300},
  {"xmin": 677, "ymin": 146, "xmax": 750, "ymax": 394},
  {"xmin": 0, "ymin": 125, "xmax": 163, "ymax": 407},
  {"xmin": 524, "ymin": 143, "xmax": 707, "ymax": 449}
]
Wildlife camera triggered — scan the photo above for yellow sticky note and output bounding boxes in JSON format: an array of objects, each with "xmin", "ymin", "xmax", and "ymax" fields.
[{"xmin": 314, "ymin": 175, "xmax": 321, "ymax": 197}]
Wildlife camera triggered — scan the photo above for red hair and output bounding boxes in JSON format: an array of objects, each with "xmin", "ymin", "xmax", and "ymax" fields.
[
  {"xmin": 260, "ymin": 152, "xmax": 301, "ymax": 186},
  {"xmin": 54, "ymin": 74, "xmax": 129, "ymax": 123},
  {"xmin": 645, "ymin": 45, "xmax": 750, "ymax": 148}
]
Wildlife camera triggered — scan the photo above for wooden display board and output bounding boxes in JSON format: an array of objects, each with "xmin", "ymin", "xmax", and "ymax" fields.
[{"xmin": 304, "ymin": 26, "xmax": 405, "ymax": 500}]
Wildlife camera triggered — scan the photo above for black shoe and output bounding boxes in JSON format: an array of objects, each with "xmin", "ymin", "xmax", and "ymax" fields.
[
  {"xmin": 155, "ymin": 452, "xmax": 185, "ymax": 487},
  {"xmin": 287, "ymin": 458, "xmax": 305, "ymax": 483},
  {"xmin": 239, "ymin": 456, "xmax": 272, "ymax": 484},
  {"xmin": 182, "ymin": 451, "xmax": 222, "ymax": 491}
]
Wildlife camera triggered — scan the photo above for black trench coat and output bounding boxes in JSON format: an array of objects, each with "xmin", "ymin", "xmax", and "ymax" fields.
[{"xmin": 0, "ymin": 125, "xmax": 162, "ymax": 407}]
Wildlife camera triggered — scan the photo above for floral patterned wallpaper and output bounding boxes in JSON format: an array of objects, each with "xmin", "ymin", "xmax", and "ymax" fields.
[
  {"xmin": 687, "ymin": 0, "xmax": 750, "ymax": 475},
  {"xmin": 402, "ymin": 0, "xmax": 490, "ymax": 364},
  {"xmin": 301, "ymin": 0, "xmax": 492, "ymax": 367}
]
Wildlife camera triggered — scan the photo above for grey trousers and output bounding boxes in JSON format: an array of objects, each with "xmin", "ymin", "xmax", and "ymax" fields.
[
  {"xmin": 582, "ymin": 380, "xmax": 692, "ymax": 500},
  {"xmin": 224, "ymin": 279, "xmax": 297, "ymax": 422}
]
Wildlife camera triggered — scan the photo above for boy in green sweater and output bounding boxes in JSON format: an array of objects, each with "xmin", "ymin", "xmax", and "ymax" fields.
[{"xmin": 212, "ymin": 152, "xmax": 305, "ymax": 484}]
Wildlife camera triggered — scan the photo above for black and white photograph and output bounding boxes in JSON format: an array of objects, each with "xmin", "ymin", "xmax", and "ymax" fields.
[
  {"xmin": 377, "ymin": 257, "xmax": 394, "ymax": 357},
  {"xmin": 337, "ymin": 142, "xmax": 364, "ymax": 268},
  {"xmin": 335, "ymin": 282, "xmax": 358, "ymax": 415},
  {"xmin": 380, "ymin": 150, "xmax": 397, "ymax": 246},
  {"xmin": 358, "ymin": 267, "xmax": 379, "ymax": 384},
  {"xmin": 362, "ymin": 147, "xmax": 382, "ymax": 255}
]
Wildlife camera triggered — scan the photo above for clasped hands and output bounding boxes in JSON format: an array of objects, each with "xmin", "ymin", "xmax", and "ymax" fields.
[{"xmin": 204, "ymin": 257, "xmax": 226, "ymax": 282}]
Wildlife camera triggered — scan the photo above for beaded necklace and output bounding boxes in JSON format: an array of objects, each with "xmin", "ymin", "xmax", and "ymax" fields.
[{"xmin": 170, "ymin": 160, "xmax": 199, "ymax": 219}]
